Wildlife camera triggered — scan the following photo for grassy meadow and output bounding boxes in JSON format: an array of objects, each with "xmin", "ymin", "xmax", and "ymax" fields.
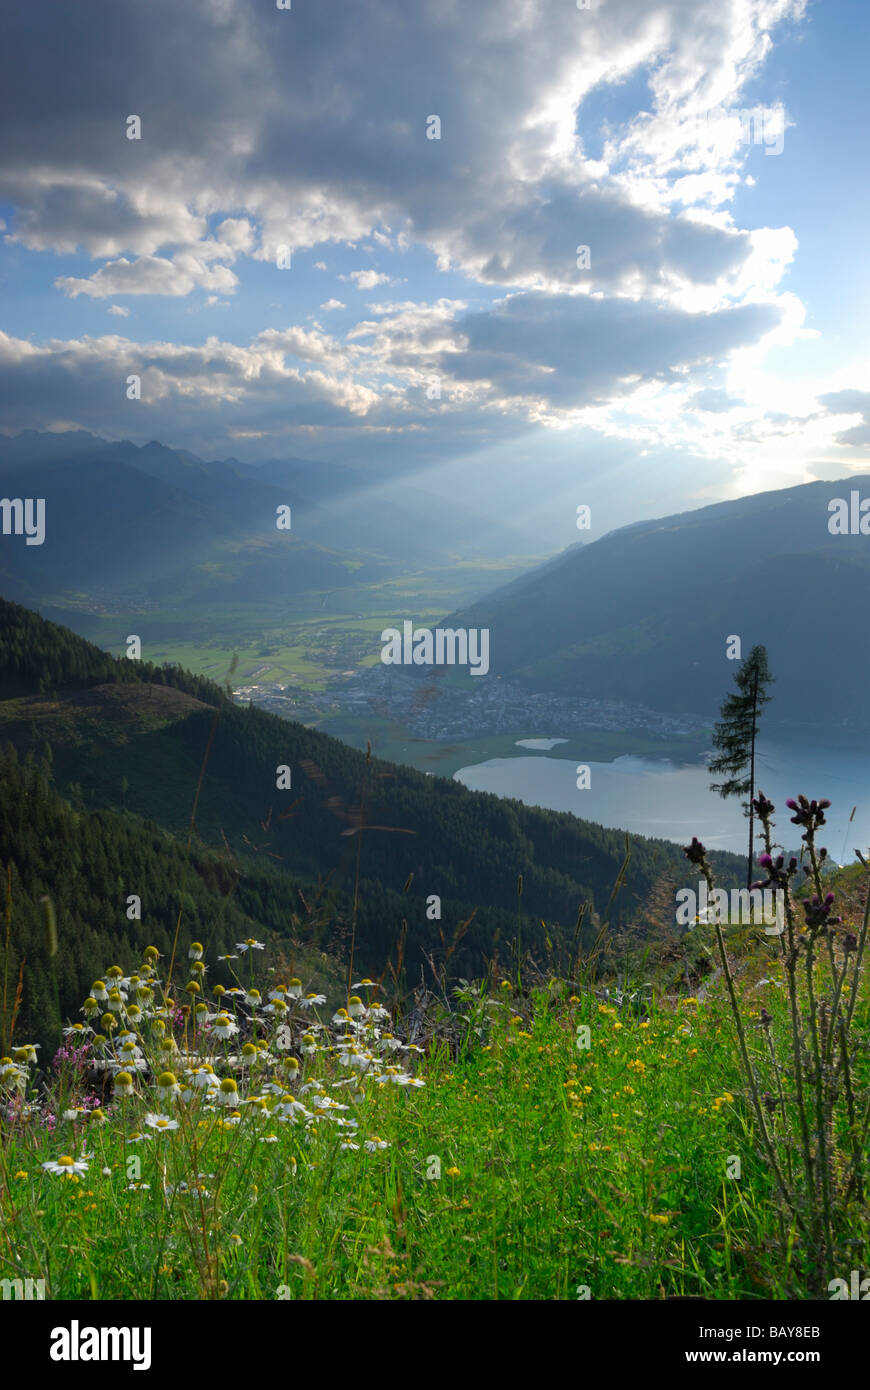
[{"xmin": 2, "ymin": 862, "xmax": 868, "ymax": 1301}]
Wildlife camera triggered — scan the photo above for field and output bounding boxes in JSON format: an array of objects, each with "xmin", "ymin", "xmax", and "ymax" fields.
[
  {"xmin": 43, "ymin": 557, "xmax": 539, "ymax": 694},
  {"xmin": 2, "ymin": 875, "xmax": 869, "ymax": 1301}
]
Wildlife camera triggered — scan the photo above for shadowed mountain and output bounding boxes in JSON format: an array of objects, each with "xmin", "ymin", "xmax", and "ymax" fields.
[{"xmin": 445, "ymin": 477, "xmax": 870, "ymax": 730}]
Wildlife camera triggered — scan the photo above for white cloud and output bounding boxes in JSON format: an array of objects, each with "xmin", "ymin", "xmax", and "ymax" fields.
[
  {"xmin": 107, "ymin": 304, "xmax": 129, "ymax": 318},
  {"xmin": 346, "ymin": 270, "xmax": 393, "ymax": 290},
  {"xmin": 55, "ymin": 252, "xmax": 238, "ymax": 300},
  {"xmin": 320, "ymin": 298, "xmax": 346, "ymax": 311}
]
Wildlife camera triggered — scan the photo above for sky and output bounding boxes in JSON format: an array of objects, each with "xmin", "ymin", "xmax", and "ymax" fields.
[{"xmin": 1, "ymin": 0, "xmax": 869, "ymax": 544}]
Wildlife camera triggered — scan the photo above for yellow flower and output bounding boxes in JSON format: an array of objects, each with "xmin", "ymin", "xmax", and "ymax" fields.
[
  {"xmin": 445, "ymin": 1166, "xmax": 460, "ymax": 1178},
  {"xmin": 650, "ymin": 1213, "xmax": 669, "ymax": 1225}
]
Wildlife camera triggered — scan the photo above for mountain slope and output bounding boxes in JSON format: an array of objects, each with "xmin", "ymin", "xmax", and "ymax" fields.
[
  {"xmin": 0, "ymin": 596, "xmax": 746, "ymax": 981},
  {"xmin": 445, "ymin": 477, "xmax": 870, "ymax": 728}
]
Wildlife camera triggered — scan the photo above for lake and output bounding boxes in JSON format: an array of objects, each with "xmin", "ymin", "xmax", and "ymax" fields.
[{"xmin": 454, "ymin": 738, "xmax": 870, "ymax": 860}]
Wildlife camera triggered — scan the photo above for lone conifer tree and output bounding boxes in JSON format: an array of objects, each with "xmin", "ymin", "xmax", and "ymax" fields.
[{"xmin": 708, "ymin": 644, "xmax": 774, "ymax": 888}]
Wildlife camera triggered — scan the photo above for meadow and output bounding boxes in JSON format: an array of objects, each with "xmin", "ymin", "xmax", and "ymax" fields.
[{"xmin": 2, "ymin": 825, "xmax": 868, "ymax": 1302}]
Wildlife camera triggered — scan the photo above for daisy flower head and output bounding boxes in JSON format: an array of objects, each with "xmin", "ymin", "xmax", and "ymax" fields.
[
  {"xmin": 217, "ymin": 1078, "xmax": 240, "ymax": 1106},
  {"xmin": 236, "ymin": 939, "xmax": 264, "ymax": 954},
  {"xmin": 300, "ymin": 1034, "xmax": 317, "ymax": 1055},
  {"xmin": 287, "ymin": 979, "xmax": 303, "ymax": 999},
  {"xmin": 188, "ymin": 942, "xmax": 204, "ymax": 960},
  {"xmin": 212, "ymin": 1014, "xmax": 238, "ymax": 1040},
  {"xmin": 42, "ymin": 1155, "xmax": 89, "ymax": 1177},
  {"xmin": 347, "ymin": 996, "xmax": 366, "ymax": 1019},
  {"xmin": 91, "ymin": 981, "xmax": 108, "ymax": 1002},
  {"xmin": 114, "ymin": 1072, "xmax": 135, "ymax": 1098},
  {"xmin": 145, "ymin": 1113, "xmax": 180, "ymax": 1132},
  {"xmin": 63, "ymin": 1022, "xmax": 90, "ymax": 1038},
  {"xmin": 246, "ymin": 989, "xmax": 261, "ymax": 1008},
  {"xmin": 301, "ymin": 993, "xmax": 326, "ymax": 1008},
  {"xmin": 156, "ymin": 1071, "xmax": 179, "ymax": 1102}
]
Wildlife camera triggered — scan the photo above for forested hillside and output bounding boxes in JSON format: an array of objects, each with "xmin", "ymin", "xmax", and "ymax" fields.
[{"xmin": 0, "ymin": 596, "xmax": 745, "ymax": 1051}]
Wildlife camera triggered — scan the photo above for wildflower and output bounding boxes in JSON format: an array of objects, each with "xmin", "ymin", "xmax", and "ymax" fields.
[
  {"xmin": 212, "ymin": 1014, "xmax": 238, "ymax": 1040},
  {"xmin": 287, "ymin": 978, "xmax": 303, "ymax": 998},
  {"xmin": 156, "ymin": 1071, "xmax": 179, "ymax": 1102},
  {"xmin": 91, "ymin": 981, "xmax": 108, "ymax": 1002},
  {"xmin": 81, "ymin": 997, "xmax": 99, "ymax": 1018},
  {"xmin": 246, "ymin": 989, "xmax": 262, "ymax": 1008},
  {"xmin": 347, "ymin": 996, "xmax": 366, "ymax": 1018},
  {"xmin": 217, "ymin": 1078, "xmax": 240, "ymax": 1106},
  {"xmin": 300, "ymin": 1034, "xmax": 317, "ymax": 1055},
  {"xmin": 189, "ymin": 942, "xmax": 204, "ymax": 960},
  {"xmin": 88, "ymin": 1108, "xmax": 108, "ymax": 1125},
  {"xmin": 649, "ymin": 1214, "xmax": 669, "ymax": 1225},
  {"xmin": 145, "ymin": 1114, "xmax": 180, "ymax": 1132},
  {"xmin": 236, "ymin": 939, "xmax": 264, "ymax": 953},
  {"xmin": 364, "ymin": 1137, "xmax": 389, "ymax": 1152},
  {"xmin": 301, "ymin": 993, "xmax": 326, "ymax": 1008},
  {"xmin": 445, "ymin": 1166, "xmax": 460, "ymax": 1178},
  {"xmin": 42, "ymin": 1155, "xmax": 89, "ymax": 1177}
]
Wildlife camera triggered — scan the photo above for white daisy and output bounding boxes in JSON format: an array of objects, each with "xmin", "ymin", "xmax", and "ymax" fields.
[
  {"xmin": 145, "ymin": 1113, "xmax": 180, "ymax": 1132},
  {"xmin": 42, "ymin": 1155, "xmax": 89, "ymax": 1176}
]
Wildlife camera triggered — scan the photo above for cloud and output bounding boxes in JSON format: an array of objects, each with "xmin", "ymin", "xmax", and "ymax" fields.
[
  {"xmin": 690, "ymin": 387, "xmax": 743, "ymax": 412},
  {"xmin": 107, "ymin": 304, "xmax": 129, "ymax": 318},
  {"xmin": 55, "ymin": 252, "xmax": 239, "ymax": 300},
  {"xmin": 818, "ymin": 389, "xmax": 870, "ymax": 447},
  {"xmin": 0, "ymin": 0, "xmax": 805, "ymax": 296},
  {"xmin": 0, "ymin": 0, "xmax": 815, "ymax": 475},
  {"xmin": 346, "ymin": 270, "xmax": 393, "ymax": 290}
]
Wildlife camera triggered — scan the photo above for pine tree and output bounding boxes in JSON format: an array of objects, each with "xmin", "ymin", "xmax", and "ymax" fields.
[{"xmin": 708, "ymin": 645, "xmax": 774, "ymax": 888}]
